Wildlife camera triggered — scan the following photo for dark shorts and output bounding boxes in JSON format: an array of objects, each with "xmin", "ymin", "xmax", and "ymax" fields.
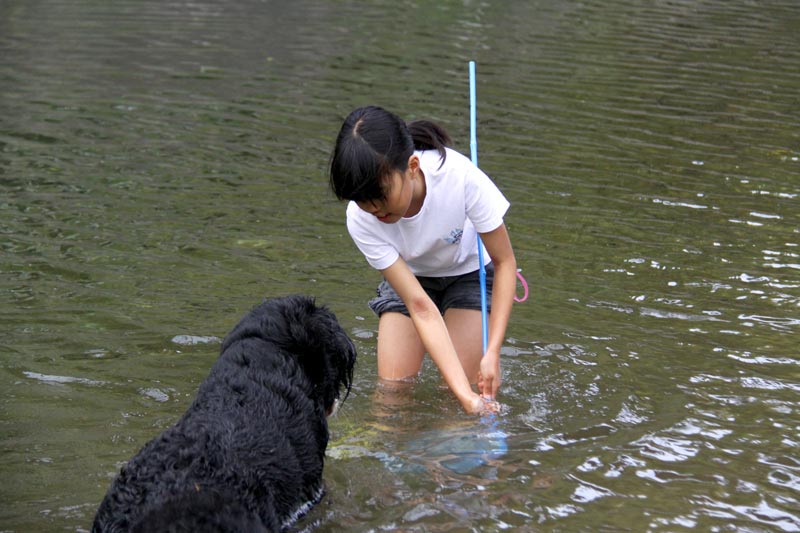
[{"xmin": 368, "ymin": 263, "xmax": 495, "ymax": 317}]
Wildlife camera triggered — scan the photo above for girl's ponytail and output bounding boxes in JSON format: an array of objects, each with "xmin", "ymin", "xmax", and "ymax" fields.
[{"xmin": 407, "ymin": 120, "xmax": 451, "ymax": 165}]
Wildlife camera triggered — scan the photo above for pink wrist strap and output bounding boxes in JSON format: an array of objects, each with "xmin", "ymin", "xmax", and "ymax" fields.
[{"xmin": 514, "ymin": 270, "xmax": 529, "ymax": 303}]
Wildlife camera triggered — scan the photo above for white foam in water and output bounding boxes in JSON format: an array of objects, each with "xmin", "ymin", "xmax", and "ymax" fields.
[
  {"xmin": 281, "ymin": 485, "xmax": 324, "ymax": 530},
  {"xmin": 23, "ymin": 371, "xmax": 107, "ymax": 387},
  {"xmin": 139, "ymin": 387, "xmax": 170, "ymax": 402},
  {"xmin": 170, "ymin": 335, "xmax": 221, "ymax": 346}
]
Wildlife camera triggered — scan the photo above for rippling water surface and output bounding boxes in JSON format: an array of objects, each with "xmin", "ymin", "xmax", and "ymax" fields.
[{"xmin": 2, "ymin": 1, "xmax": 798, "ymax": 531}]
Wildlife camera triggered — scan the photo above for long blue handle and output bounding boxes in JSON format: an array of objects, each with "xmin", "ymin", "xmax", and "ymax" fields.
[{"xmin": 469, "ymin": 61, "xmax": 489, "ymax": 355}]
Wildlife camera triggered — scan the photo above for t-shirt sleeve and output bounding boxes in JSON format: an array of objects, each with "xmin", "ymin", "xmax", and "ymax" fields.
[
  {"xmin": 346, "ymin": 203, "xmax": 400, "ymax": 271},
  {"xmin": 464, "ymin": 165, "xmax": 510, "ymax": 233}
]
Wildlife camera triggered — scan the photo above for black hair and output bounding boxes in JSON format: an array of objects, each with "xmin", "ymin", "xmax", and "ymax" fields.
[{"xmin": 329, "ymin": 106, "xmax": 452, "ymax": 202}]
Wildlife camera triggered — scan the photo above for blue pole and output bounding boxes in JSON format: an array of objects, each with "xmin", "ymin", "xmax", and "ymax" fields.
[{"xmin": 469, "ymin": 61, "xmax": 489, "ymax": 355}]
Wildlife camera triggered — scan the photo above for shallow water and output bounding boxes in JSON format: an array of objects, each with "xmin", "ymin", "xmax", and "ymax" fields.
[{"xmin": 1, "ymin": 0, "xmax": 799, "ymax": 531}]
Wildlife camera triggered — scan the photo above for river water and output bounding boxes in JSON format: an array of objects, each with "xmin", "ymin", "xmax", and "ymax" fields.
[{"xmin": 1, "ymin": 1, "xmax": 798, "ymax": 531}]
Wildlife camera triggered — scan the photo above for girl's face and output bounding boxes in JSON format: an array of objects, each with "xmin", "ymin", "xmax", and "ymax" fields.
[{"xmin": 356, "ymin": 156, "xmax": 423, "ymax": 224}]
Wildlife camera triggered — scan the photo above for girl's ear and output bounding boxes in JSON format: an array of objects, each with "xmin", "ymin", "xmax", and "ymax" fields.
[{"xmin": 408, "ymin": 154, "xmax": 420, "ymax": 174}]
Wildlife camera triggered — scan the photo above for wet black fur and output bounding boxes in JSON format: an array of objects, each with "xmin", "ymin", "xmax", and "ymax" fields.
[{"xmin": 92, "ymin": 295, "xmax": 357, "ymax": 532}]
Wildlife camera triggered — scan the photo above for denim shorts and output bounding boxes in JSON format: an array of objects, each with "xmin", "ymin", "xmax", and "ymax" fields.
[{"xmin": 368, "ymin": 263, "xmax": 495, "ymax": 317}]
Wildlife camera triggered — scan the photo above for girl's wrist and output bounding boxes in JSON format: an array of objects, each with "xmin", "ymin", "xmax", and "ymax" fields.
[{"xmin": 484, "ymin": 347, "xmax": 501, "ymax": 363}]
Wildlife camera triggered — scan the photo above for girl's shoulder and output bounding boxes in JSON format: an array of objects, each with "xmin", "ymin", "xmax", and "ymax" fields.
[
  {"xmin": 419, "ymin": 147, "xmax": 473, "ymax": 176},
  {"xmin": 346, "ymin": 200, "xmax": 365, "ymax": 223}
]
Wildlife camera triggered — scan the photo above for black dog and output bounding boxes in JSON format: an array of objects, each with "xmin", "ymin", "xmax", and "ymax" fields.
[{"xmin": 93, "ymin": 295, "xmax": 357, "ymax": 532}]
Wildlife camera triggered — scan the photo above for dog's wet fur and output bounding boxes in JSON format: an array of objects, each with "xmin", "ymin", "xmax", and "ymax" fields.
[{"xmin": 92, "ymin": 295, "xmax": 356, "ymax": 532}]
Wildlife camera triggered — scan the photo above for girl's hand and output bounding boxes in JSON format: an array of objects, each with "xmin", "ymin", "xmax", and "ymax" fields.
[{"xmin": 477, "ymin": 350, "xmax": 502, "ymax": 401}]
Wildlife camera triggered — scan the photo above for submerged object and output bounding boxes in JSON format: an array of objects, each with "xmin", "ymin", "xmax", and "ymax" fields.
[{"xmin": 406, "ymin": 418, "xmax": 508, "ymax": 475}]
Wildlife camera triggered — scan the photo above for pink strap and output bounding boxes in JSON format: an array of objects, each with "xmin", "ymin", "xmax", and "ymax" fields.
[{"xmin": 514, "ymin": 270, "xmax": 529, "ymax": 303}]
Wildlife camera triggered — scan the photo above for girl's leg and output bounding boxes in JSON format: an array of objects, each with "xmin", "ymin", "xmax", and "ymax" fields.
[
  {"xmin": 377, "ymin": 311, "xmax": 426, "ymax": 380},
  {"xmin": 443, "ymin": 308, "xmax": 484, "ymax": 383}
]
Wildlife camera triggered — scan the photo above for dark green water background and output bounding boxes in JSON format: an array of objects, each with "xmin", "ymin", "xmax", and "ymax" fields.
[{"xmin": 2, "ymin": 1, "xmax": 798, "ymax": 531}]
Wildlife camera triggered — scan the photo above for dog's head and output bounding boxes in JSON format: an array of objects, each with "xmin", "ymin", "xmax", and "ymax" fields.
[{"xmin": 221, "ymin": 295, "xmax": 357, "ymax": 414}]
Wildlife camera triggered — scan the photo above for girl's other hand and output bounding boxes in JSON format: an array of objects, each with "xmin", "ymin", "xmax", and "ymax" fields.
[
  {"xmin": 480, "ymin": 396, "xmax": 500, "ymax": 415},
  {"xmin": 464, "ymin": 393, "xmax": 499, "ymax": 415},
  {"xmin": 477, "ymin": 352, "xmax": 501, "ymax": 401}
]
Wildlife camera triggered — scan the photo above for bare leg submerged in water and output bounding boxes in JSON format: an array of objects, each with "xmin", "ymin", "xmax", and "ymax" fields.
[{"xmin": 376, "ymin": 309, "xmax": 484, "ymax": 384}]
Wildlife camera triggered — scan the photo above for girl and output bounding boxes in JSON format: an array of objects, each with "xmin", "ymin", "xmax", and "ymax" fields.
[{"xmin": 329, "ymin": 105, "xmax": 517, "ymax": 414}]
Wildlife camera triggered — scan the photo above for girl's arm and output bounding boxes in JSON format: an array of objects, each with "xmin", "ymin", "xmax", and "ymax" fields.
[
  {"xmin": 381, "ymin": 258, "xmax": 486, "ymax": 414},
  {"xmin": 477, "ymin": 222, "xmax": 517, "ymax": 400}
]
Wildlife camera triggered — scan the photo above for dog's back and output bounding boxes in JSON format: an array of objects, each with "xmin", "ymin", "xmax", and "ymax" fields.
[
  {"xmin": 129, "ymin": 490, "xmax": 272, "ymax": 532},
  {"xmin": 92, "ymin": 295, "xmax": 356, "ymax": 532}
]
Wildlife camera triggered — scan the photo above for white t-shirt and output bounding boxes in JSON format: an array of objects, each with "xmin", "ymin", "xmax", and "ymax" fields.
[{"xmin": 346, "ymin": 147, "xmax": 510, "ymax": 277}]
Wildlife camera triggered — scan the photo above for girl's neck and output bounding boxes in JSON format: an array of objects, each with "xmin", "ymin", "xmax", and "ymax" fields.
[{"xmin": 404, "ymin": 168, "xmax": 426, "ymax": 218}]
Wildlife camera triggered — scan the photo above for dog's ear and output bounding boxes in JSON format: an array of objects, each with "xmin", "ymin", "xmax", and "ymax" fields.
[
  {"xmin": 292, "ymin": 297, "xmax": 356, "ymax": 412},
  {"xmin": 268, "ymin": 295, "xmax": 356, "ymax": 412}
]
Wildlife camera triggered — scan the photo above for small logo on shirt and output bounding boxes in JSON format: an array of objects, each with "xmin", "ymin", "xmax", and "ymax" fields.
[{"xmin": 443, "ymin": 228, "xmax": 463, "ymax": 245}]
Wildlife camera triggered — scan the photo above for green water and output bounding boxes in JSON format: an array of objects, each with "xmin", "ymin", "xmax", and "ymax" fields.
[{"xmin": 1, "ymin": 1, "xmax": 798, "ymax": 531}]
